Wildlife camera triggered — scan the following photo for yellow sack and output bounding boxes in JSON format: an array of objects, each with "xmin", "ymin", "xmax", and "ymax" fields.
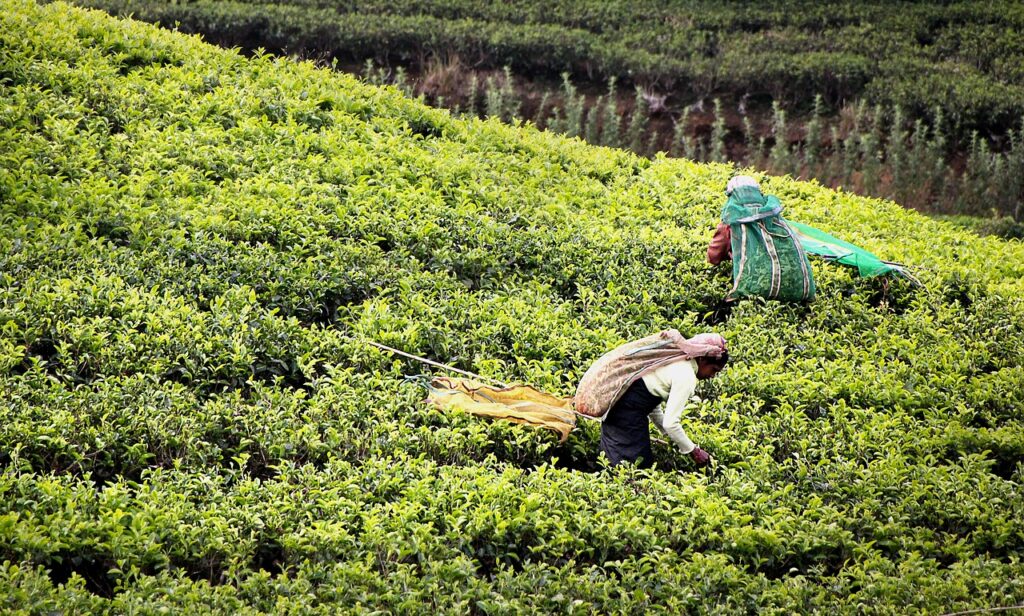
[{"xmin": 425, "ymin": 376, "xmax": 578, "ymax": 442}]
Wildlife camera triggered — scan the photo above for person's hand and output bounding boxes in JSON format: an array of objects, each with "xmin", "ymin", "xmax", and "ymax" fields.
[{"xmin": 689, "ymin": 446, "xmax": 712, "ymax": 467}]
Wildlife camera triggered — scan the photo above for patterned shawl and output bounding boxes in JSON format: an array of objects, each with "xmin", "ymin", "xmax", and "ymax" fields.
[{"xmin": 574, "ymin": 330, "xmax": 727, "ymax": 418}]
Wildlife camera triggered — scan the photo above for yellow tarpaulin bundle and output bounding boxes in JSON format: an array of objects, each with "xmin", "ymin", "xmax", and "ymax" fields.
[{"xmin": 425, "ymin": 376, "xmax": 578, "ymax": 442}]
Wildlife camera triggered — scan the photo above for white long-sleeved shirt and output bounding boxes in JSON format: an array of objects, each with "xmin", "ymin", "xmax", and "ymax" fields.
[{"xmin": 641, "ymin": 359, "xmax": 698, "ymax": 454}]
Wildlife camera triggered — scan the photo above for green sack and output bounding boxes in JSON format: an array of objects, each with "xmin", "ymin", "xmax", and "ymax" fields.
[
  {"xmin": 788, "ymin": 220, "xmax": 901, "ymax": 278},
  {"xmin": 722, "ymin": 186, "xmax": 815, "ymax": 302}
]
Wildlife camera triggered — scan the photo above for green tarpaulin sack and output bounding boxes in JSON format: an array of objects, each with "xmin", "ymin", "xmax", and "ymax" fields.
[
  {"xmin": 722, "ymin": 185, "xmax": 815, "ymax": 302},
  {"xmin": 788, "ymin": 220, "xmax": 920, "ymax": 286}
]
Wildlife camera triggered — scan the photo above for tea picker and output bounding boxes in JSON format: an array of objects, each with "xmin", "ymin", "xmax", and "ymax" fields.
[
  {"xmin": 707, "ymin": 175, "xmax": 816, "ymax": 302},
  {"xmin": 708, "ymin": 175, "xmax": 921, "ymax": 299},
  {"xmin": 359, "ymin": 330, "xmax": 728, "ymax": 470},
  {"xmin": 574, "ymin": 330, "xmax": 728, "ymax": 469}
]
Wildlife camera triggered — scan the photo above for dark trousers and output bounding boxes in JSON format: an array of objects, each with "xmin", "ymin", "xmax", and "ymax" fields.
[{"xmin": 599, "ymin": 379, "xmax": 662, "ymax": 468}]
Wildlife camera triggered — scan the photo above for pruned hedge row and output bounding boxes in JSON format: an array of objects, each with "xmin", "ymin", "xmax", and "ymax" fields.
[
  {"xmin": 3, "ymin": 1, "xmax": 1024, "ymax": 613},
  {"xmin": 71, "ymin": 0, "xmax": 1024, "ymax": 135}
]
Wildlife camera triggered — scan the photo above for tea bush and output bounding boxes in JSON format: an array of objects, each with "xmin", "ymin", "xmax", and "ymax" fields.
[{"xmin": 2, "ymin": 1, "xmax": 1024, "ymax": 613}]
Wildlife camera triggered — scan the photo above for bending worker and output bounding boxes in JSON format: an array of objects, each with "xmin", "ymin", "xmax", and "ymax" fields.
[
  {"xmin": 574, "ymin": 330, "xmax": 728, "ymax": 469},
  {"xmin": 708, "ymin": 175, "xmax": 815, "ymax": 302}
]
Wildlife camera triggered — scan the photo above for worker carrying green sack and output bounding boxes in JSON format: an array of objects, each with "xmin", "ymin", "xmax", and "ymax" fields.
[
  {"xmin": 707, "ymin": 175, "xmax": 816, "ymax": 302},
  {"xmin": 575, "ymin": 330, "xmax": 729, "ymax": 469}
]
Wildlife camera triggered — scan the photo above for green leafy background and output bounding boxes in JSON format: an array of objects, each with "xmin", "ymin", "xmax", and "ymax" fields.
[{"xmin": 1, "ymin": 1, "xmax": 1023, "ymax": 613}]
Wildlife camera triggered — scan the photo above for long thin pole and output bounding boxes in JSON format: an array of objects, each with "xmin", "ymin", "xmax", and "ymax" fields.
[
  {"xmin": 358, "ymin": 338, "xmax": 510, "ymax": 388},
  {"xmin": 939, "ymin": 605, "xmax": 1024, "ymax": 616}
]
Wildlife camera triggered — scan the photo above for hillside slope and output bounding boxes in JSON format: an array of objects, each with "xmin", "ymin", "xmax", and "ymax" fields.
[
  {"xmin": 2, "ymin": 1, "xmax": 1024, "ymax": 613},
  {"xmin": 72, "ymin": 0, "xmax": 1024, "ymax": 135}
]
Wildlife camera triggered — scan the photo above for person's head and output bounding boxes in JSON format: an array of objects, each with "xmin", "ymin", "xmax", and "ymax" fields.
[
  {"xmin": 695, "ymin": 351, "xmax": 729, "ymax": 380},
  {"xmin": 725, "ymin": 175, "xmax": 760, "ymax": 196}
]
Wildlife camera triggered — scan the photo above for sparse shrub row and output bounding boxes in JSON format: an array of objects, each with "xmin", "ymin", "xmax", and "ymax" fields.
[
  {"xmin": 737, "ymin": 98, "xmax": 1024, "ymax": 220},
  {"xmin": 3, "ymin": 1, "xmax": 1024, "ymax": 612},
  {"xmin": 367, "ymin": 66, "xmax": 1024, "ymax": 221}
]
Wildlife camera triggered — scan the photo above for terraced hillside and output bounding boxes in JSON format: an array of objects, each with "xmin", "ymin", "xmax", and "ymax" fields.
[
  {"xmin": 2, "ymin": 1, "xmax": 1024, "ymax": 613},
  {"xmin": 72, "ymin": 0, "xmax": 1024, "ymax": 133}
]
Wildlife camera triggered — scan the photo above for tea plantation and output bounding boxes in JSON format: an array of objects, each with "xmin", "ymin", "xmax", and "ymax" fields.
[
  {"xmin": 2, "ymin": 1, "xmax": 1024, "ymax": 613},
  {"xmin": 70, "ymin": 0, "xmax": 1024, "ymax": 136}
]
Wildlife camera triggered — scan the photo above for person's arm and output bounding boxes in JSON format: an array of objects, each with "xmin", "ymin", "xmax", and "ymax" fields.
[
  {"xmin": 707, "ymin": 223, "xmax": 732, "ymax": 264},
  {"xmin": 648, "ymin": 363, "xmax": 698, "ymax": 454},
  {"xmin": 649, "ymin": 408, "xmax": 693, "ymax": 454}
]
